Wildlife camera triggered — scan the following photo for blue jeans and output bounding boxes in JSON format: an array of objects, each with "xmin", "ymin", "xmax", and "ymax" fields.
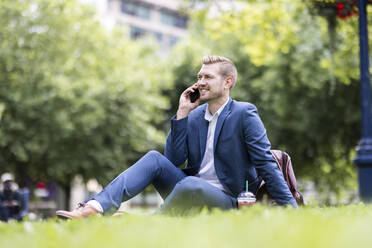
[
  {"xmin": 93, "ymin": 151, "xmax": 237, "ymax": 214},
  {"xmin": 0, "ymin": 202, "xmax": 7, "ymax": 222},
  {"xmin": 0, "ymin": 203, "xmax": 22, "ymax": 222}
]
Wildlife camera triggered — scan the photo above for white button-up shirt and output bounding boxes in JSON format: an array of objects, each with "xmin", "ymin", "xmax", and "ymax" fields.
[{"xmin": 196, "ymin": 98, "xmax": 230, "ymax": 192}]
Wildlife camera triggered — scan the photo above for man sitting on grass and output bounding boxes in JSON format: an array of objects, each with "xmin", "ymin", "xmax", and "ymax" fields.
[
  {"xmin": 0, "ymin": 173, "xmax": 24, "ymax": 222},
  {"xmin": 56, "ymin": 55, "xmax": 297, "ymax": 219}
]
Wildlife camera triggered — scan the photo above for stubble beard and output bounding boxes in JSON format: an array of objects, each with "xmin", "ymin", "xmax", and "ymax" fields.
[{"xmin": 203, "ymin": 89, "xmax": 224, "ymax": 104}]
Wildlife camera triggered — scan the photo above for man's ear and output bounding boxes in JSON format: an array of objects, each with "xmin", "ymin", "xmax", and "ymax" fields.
[{"xmin": 224, "ymin": 76, "xmax": 234, "ymax": 89}]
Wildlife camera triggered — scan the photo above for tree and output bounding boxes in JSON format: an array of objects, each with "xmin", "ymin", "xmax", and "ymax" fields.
[{"xmin": 0, "ymin": 0, "xmax": 169, "ymax": 205}]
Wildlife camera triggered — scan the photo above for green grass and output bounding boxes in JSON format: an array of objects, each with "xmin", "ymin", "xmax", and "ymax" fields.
[{"xmin": 1, "ymin": 204, "xmax": 372, "ymax": 248}]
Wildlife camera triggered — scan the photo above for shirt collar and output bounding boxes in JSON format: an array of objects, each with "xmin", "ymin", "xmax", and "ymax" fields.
[{"xmin": 204, "ymin": 98, "xmax": 229, "ymax": 122}]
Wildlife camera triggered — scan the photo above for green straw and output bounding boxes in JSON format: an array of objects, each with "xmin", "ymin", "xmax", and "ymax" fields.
[{"xmin": 246, "ymin": 180, "xmax": 248, "ymax": 192}]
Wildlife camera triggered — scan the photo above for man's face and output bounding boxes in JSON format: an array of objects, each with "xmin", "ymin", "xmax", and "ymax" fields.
[
  {"xmin": 3, "ymin": 181, "xmax": 12, "ymax": 192},
  {"xmin": 197, "ymin": 63, "xmax": 225, "ymax": 102}
]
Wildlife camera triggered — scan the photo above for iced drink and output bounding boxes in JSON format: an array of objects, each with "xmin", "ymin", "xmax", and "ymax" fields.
[{"xmin": 237, "ymin": 191, "xmax": 256, "ymax": 208}]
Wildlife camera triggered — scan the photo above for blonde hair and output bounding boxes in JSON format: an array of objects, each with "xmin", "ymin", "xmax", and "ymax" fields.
[{"xmin": 202, "ymin": 55, "xmax": 237, "ymax": 88}]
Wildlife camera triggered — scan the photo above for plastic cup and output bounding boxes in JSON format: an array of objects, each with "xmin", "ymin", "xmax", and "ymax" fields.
[{"xmin": 237, "ymin": 191, "xmax": 256, "ymax": 208}]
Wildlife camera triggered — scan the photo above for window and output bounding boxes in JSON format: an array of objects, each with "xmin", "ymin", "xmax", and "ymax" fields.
[
  {"xmin": 153, "ymin": 32, "xmax": 163, "ymax": 42},
  {"xmin": 130, "ymin": 26, "xmax": 147, "ymax": 39},
  {"xmin": 169, "ymin": 35, "xmax": 180, "ymax": 46},
  {"xmin": 121, "ymin": 0, "xmax": 150, "ymax": 19},
  {"xmin": 160, "ymin": 11, "xmax": 188, "ymax": 29}
]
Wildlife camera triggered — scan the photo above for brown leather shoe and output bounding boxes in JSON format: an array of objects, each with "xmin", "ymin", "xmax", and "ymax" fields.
[
  {"xmin": 112, "ymin": 211, "xmax": 127, "ymax": 217},
  {"xmin": 56, "ymin": 203, "xmax": 101, "ymax": 219}
]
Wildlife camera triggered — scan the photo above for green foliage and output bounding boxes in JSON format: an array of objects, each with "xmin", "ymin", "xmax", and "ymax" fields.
[
  {"xmin": 0, "ymin": 0, "xmax": 169, "ymax": 186},
  {"xmin": 166, "ymin": 0, "xmax": 367, "ymax": 200},
  {"xmin": 1, "ymin": 205, "xmax": 372, "ymax": 248}
]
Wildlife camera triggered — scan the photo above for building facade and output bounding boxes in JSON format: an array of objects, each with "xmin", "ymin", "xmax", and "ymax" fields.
[{"xmin": 103, "ymin": 0, "xmax": 188, "ymax": 48}]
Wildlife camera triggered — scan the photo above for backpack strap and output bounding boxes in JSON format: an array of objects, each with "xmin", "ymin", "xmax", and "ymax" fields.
[{"xmin": 281, "ymin": 151, "xmax": 288, "ymax": 181}]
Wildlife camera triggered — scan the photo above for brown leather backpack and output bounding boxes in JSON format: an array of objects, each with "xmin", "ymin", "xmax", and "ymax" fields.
[{"xmin": 255, "ymin": 150, "xmax": 304, "ymax": 206}]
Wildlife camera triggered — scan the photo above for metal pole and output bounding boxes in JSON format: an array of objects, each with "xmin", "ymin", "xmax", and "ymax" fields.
[{"xmin": 354, "ymin": 0, "xmax": 372, "ymax": 202}]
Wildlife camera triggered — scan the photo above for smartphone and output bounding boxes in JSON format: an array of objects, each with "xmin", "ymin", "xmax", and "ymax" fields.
[{"xmin": 189, "ymin": 89, "xmax": 200, "ymax": 103}]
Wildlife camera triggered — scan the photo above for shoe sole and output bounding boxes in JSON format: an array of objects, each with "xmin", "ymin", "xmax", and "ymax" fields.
[{"xmin": 56, "ymin": 211, "xmax": 74, "ymax": 220}]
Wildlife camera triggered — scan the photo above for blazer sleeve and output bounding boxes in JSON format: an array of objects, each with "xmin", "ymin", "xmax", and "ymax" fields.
[
  {"xmin": 243, "ymin": 104, "xmax": 298, "ymax": 207},
  {"xmin": 164, "ymin": 115, "xmax": 188, "ymax": 167}
]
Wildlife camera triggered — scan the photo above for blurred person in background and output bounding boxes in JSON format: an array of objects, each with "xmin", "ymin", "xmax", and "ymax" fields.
[
  {"xmin": 0, "ymin": 173, "xmax": 24, "ymax": 221},
  {"xmin": 56, "ymin": 55, "xmax": 297, "ymax": 219}
]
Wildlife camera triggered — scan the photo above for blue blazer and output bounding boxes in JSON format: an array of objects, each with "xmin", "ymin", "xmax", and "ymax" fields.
[{"xmin": 165, "ymin": 98, "xmax": 297, "ymax": 207}]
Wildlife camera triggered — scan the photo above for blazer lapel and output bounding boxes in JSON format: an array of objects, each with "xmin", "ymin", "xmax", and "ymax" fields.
[
  {"xmin": 199, "ymin": 105, "xmax": 208, "ymax": 158},
  {"xmin": 213, "ymin": 98, "xmax": 232, "ymax": 151}
]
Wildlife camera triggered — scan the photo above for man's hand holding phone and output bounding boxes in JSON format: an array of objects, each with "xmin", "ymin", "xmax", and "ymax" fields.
[{"xmin": 176, "ymin": 83, "xmax": 200, "ymax": 120}]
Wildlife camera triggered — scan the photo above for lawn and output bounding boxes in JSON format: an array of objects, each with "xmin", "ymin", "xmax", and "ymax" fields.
[{"xmin": 0, "ymin": 204, "xmax": 372, "ymax": 248}]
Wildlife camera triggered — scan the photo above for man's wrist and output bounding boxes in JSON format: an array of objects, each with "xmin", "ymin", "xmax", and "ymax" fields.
[{"xmin": 176, "ymin": 108, "xmax": 190, "ymax": 120}]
